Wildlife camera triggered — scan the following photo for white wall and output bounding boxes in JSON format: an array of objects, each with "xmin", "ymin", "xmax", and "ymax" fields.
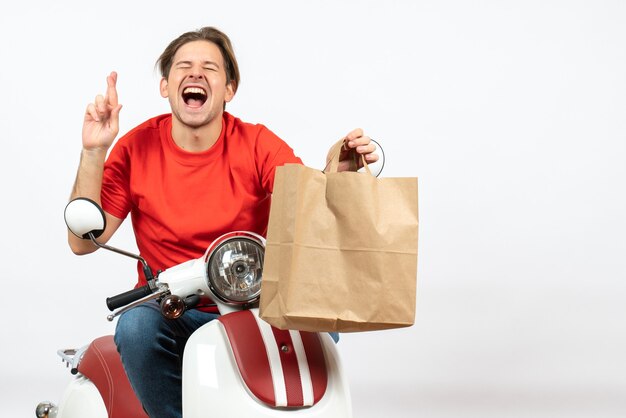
[{"xmin": 1, "ymin": 1, "xmax": 625, "ymax": 417}]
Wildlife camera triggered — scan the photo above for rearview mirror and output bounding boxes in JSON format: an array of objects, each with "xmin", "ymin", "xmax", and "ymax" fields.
[{"xmin": 64, "ymin": 198, "xmax": 106, "ymax": 239}]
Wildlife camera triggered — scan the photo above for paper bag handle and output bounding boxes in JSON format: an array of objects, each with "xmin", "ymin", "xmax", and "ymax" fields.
[{"xmin": 324, "ymin": 138, "xmax": 373, "ymax": 176}]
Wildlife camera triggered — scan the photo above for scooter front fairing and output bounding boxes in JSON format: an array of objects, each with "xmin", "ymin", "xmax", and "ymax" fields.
[{"xmin": 183, "ymin": 309, "xmax": 352, "ymax": 417}]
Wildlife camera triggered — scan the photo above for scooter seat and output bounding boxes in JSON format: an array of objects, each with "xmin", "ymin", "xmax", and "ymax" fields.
[
  {"xmin": 78, "ymin": 335, "xmax": 148, "ymax": 418},
  {"xmin": 219, "ymin": 310, "xmax": 328, "ymax": 408}
]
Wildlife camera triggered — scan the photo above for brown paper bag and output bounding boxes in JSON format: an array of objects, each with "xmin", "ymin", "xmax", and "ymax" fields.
[{"xmin": 259, "ymin": 140, "xmax": 418, "ymax": 332}]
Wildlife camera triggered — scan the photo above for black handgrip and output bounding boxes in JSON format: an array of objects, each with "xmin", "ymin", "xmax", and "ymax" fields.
[{"xmin": 106, "ymin": 285, "xmax": 153, "ymax": 311}]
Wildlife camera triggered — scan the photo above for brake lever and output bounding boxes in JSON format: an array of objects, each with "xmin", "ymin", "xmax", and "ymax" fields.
[{"xmin": 107, "ymin": 286, "xmax": 170, "ymax": 322}]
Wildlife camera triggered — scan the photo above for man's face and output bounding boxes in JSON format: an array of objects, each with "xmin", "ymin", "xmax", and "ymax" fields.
[{"xmin": 160, "ymin": 40, "xmax": 235, "ymax": 129}]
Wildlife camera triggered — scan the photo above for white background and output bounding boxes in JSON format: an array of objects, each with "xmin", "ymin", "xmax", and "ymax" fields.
[{"xmin": 1, "ymin": 1, "xmax": 625, "ymax": 417}]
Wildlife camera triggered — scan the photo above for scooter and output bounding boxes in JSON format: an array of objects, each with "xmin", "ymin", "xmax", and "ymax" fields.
[{"xmin": 36, "ymin": 197, "xmax": 352, "ymax": 418}]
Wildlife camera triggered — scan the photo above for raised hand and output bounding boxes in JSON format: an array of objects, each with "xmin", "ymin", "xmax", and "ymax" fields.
[{"xmin": 82, "ymin": 71, "xmax": 123, "ymax": 151}]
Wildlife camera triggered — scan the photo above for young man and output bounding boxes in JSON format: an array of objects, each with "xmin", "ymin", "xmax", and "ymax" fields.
[{"xmin": 68, "ymin": 27, "xmax": 377, "ymax": 418}]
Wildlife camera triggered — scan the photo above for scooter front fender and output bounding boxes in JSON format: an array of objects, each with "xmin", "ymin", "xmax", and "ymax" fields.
[{"xmin": 182, "ymin": 311, "xmax": 352, "ymax": 418}]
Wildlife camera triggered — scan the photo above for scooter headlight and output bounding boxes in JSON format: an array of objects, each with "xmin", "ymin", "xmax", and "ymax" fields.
[{"xmin": 205, "ymin": 232, "xmax": 265, "ymax": 305}]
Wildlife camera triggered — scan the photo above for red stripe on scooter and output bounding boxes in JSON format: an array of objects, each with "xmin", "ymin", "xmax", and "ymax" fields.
[
  {"xmin": 218, "ymin": 311, "xmax": 275, "ymax": 405},
  {"xmin": 300, "ymin": 332, "xmax": 328, "ymax": 402},
  {"xmin": 271, "ymin": 328, "xmax": 304, "ymax": 406}
]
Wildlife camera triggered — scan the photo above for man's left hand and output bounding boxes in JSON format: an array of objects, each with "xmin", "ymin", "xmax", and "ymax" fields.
[{"xmin": 326, "ymin": 128, "xmax": 379, "ymax": 172}]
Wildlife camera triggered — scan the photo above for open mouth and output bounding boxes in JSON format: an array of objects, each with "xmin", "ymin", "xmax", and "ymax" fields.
[{"xmin": 182, "ymin": 87, "xmax": 208, "ymax": 107}]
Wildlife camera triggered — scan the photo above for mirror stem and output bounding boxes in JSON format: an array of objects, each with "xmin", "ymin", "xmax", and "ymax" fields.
[{"xmin": 88, "ymin": 232, "xmax": 155, "ymax": 281}]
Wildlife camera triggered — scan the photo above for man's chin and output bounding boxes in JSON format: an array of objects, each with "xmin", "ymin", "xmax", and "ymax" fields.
[{"xmin": 174, "ymin": 111, "xmax": 220, "ymax": 129}]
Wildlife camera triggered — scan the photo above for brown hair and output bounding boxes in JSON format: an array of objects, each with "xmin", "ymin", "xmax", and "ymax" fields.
[{"xmin": 156, "ymin": 27, "xmax": 240, "ymax": 94}]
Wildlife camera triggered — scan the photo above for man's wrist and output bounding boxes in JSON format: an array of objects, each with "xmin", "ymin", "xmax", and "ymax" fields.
[{"xmin": 80, "ymin": 147, "xmax": 108, "ymax": 160}]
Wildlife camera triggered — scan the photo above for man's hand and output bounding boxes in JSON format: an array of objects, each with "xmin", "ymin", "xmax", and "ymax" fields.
[
  {"xmin": 82, "ymin": 71, "xmax": 123, "ymax": 152},
  {"xmin": 327, "ymin": 128, "xmax": 379, "ymax": 172}
]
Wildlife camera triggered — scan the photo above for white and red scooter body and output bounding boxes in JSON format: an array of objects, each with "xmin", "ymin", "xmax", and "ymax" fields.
[
  {"xmin": 41, "ymin": 199, "xmax": 353, "ymax": 418},
  {"xmin": 51, "ymin": 309, "xmax": 351, "ymax": 418}
]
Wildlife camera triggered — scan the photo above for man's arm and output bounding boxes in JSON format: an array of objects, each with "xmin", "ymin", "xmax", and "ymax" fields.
[
  {"xmin": 68, "ymin": 72, "xmax": 124, "ymax": 255},
  {"xmin": 325, "ymin": 128, "xmax": 379, "ymax": 172}
]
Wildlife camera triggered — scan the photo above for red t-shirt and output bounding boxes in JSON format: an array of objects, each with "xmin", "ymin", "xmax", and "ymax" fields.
[{"xmin": 101, "ymin": 112, "xmax": 302, "ymax": 291}]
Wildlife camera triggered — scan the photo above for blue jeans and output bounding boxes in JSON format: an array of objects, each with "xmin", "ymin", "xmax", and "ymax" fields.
[
  {"xmin": 114, "ymin": 301, "xmax": 339, "ymax": 418},
  {"xmin": 114, "ymin": 301, "xmax": 218, "ymax": 418}
]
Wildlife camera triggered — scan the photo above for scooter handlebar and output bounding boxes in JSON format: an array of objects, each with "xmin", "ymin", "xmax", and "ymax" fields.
[{"xmin": 106, "ymin": 285, "xmax": 153, "ymax": 311}]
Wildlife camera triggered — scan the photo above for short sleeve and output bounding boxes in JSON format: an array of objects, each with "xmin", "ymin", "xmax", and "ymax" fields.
[
  {"xmin": 101, "ymin": 140, "xmax": 132, "ymax": 219},
  {"xmin": 255, "ymin": 126, "xmax": 303, "ymax": 193}
]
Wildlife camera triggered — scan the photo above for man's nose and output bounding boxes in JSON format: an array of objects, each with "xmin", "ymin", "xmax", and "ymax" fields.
[{"xmin": 187, "ymin": 70, "xmax": 205, "ymax": 80}]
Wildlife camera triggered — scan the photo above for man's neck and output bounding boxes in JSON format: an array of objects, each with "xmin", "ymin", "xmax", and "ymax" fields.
[{"xmin": 171, "ymin": 113, "xmax": 223, "ymax": 152}]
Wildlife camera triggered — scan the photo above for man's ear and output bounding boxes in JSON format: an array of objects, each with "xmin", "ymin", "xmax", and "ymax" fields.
[
  {"xmin": 160, "ymin": 77, "xmax": 169, "ymax": 98},
  {"xmin": 224, "ymin": 81, "xmax": 235, "ymax": 103}
]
